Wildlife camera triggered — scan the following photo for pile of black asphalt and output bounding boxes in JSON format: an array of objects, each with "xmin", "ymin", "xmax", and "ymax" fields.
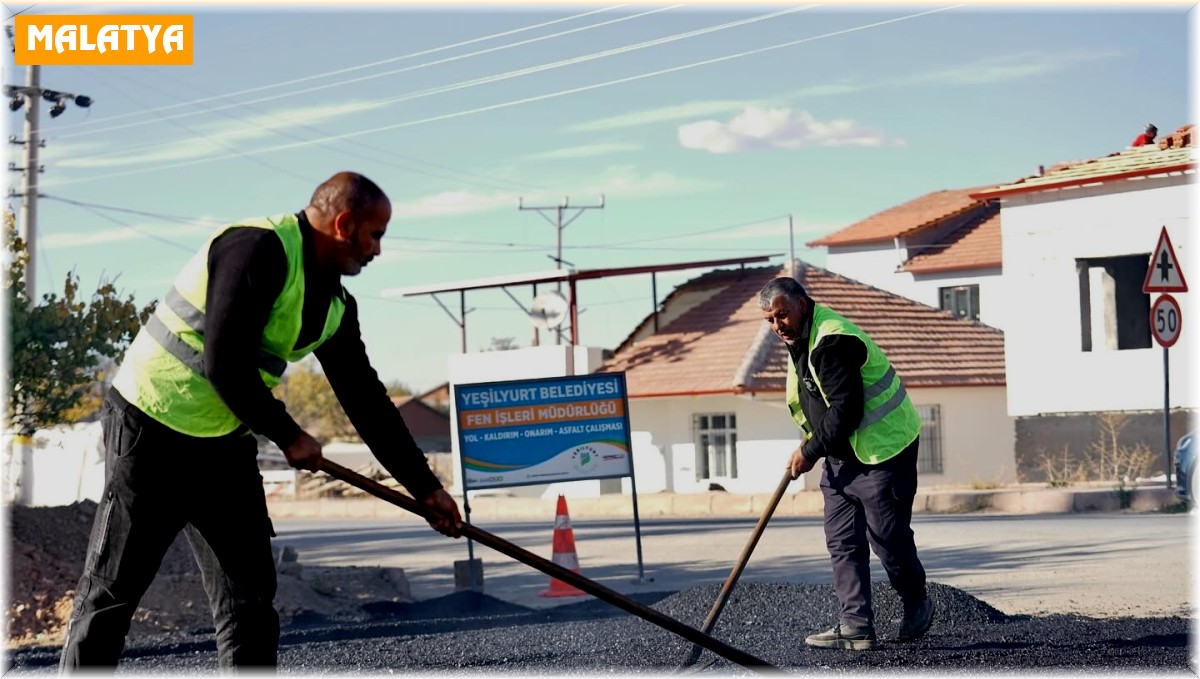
[{"xmin": 6, "ymin": 581, "xmax": 1190, "ymax": 674}]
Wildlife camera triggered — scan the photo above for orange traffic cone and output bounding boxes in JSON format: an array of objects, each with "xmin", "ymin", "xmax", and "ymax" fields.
[{"xmin": 539, "ymin": 494, "xmax": 586, "ymax": 597}]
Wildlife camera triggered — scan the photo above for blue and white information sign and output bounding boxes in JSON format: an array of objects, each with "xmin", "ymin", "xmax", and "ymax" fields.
[{"xmin": 454, "ymin": 373, "xmax": 633, "ymax": 490}]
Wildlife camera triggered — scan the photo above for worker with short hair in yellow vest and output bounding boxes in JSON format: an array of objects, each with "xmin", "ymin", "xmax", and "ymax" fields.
[
  {"xmin": 760, "ymin": 275, "xmax": 933, "ymax": 651},
  {"xmin": 61, "ymin": 172, "xmax": 462, "ymax": 672}
]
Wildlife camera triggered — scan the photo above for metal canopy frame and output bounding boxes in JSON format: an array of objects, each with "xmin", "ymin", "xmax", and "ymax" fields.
[{"xmin": 384, "ymin": 254, "xmax": 783, "ymax": 352}]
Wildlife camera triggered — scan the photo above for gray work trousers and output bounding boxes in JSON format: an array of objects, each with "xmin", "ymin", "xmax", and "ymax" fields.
[{"xmin": 819, "ymin": 438, "xmax": 926, "ymax": 629}]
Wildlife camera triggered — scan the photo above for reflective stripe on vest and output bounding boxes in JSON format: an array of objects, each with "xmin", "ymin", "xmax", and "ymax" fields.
[
  {"xmin": 785, "ymin": 304, "xmax": 920, "ymax": 465},
  {"xmin": 112, "ymin": 214, "xmax": 345, "ymax": 437},
  {"xmin": 157, "ymin": 287, "xmax": 287, "ymax": 379}
]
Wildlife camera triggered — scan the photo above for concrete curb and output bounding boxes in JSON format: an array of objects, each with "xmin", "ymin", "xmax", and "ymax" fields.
[{"xmin": 266, "ymin": 486, "xmax": 1182, "ymax": 522}]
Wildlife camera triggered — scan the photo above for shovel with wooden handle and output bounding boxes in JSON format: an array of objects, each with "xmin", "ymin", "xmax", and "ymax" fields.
[
  {"xmin": 318, "ymin": 459, "xmax": 779, "ymax": 673},
  {"xmin": 678, "ymin": 468, "xmax": 794, "ymax": 670}
]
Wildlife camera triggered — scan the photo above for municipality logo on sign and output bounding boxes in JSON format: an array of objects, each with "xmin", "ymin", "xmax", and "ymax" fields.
[
  {"xmin": 15, "ymin": 15, "xmax": 193, "ymax": 66},
  {"xmin": 571, "ymin": 446, "xmax": 598, "ymax": 472}
]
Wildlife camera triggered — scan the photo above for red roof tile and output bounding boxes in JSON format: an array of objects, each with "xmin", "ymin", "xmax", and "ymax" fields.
[
  {"xmin": 601, "ymin": 267, "xmax": 777, "ymax": 397},
  {"xmin": 975, "ymin": 138, "xmax": 1195, "ymax": 198},
  {"xmin": 1157, "ymin": 124, "xmax": 1194, "ymax": 150},
  {"xmin": 808, "ymin": 186, "xmax": 997, "ymax": 247},
  {"xmin": 599, "ymin": 263, "xmax": 1006, "ymax": 398},
  {"xmin": 901, "ymin": 206, "xmax": 1002, "ymax": 274}
]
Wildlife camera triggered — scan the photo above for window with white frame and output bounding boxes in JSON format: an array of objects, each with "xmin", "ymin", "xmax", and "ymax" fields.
[
  {"xmin": 1076, "ymin": 255, "xmax": 1152, "ymax": 351},
  {"xmin": 915, "ymin": 405, "xmax": 943, "ymax": 474},
  {"xmin": 693, "ymin": 413, "xmax": 738, "ymax": 482}
]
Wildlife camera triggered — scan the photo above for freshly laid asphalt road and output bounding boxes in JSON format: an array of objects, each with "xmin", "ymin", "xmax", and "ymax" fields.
[
  {"xmin": 4, "ymin": 511, "xmax": 1193, "ymax": 674},
  {"xmin": 273, "ymin": 511, "xmax": 1193, "ymax": 619},
  {"xmin": 4, "ymin": 581, "xmax": 1191, "ymax": 674}
]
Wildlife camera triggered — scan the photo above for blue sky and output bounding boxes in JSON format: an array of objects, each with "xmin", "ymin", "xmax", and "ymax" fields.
[{"xmin": 4, "ymin": 2, "xmax": 1193, "ymax": 392}]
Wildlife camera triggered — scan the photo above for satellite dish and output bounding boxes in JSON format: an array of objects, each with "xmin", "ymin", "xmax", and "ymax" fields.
[{"xmin": 530, "ymin": 291, "xmax": 569, "ymax": 329}]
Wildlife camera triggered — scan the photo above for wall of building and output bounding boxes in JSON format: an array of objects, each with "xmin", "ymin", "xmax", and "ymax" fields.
[
  {"xmin": 824, "ymin": 247, "xmax": 1005, "ymax": 329},
  {"xmin": 823, "ymin": 243, "xmax": 911, "ymax": 297},
  {"xmin": 1014, "ymin": 409, "xmax": 1196, "ymax": 483},
  {"xmin": 624, "ymin": 386, "xmax": 1014, "ymax": 494},
  {"xmin": 625, "ymin": 393, "xmax": 805, "ymax": 495},
  {"xmin": 998, "ymin": 177, "xmax": 1194, "ymax": 417},
  {"xmin": 909, "ymin": 267, "xmax": 1006, "ymax": 329},
  {"xmin": 908, "ymin": 385, "xmax": 1015, "ymax": 487}
]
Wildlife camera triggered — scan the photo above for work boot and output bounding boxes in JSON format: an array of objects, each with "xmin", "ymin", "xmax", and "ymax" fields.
[
  {"xmin": 804, "ymin": 622, "xmax": 877, "ymax": 651},
  {"xmin": 897, "ymin": 598, "xmax": 934, "ymax": 642}
]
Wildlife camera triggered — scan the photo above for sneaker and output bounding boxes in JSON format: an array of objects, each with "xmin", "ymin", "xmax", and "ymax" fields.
[
  {"xmin": 804, "ymin": 622, "xmax": 877, "ymax": 651},
  {"xmin": 897, "ymin": 598, "xmax": 934, "ymax": 642}
]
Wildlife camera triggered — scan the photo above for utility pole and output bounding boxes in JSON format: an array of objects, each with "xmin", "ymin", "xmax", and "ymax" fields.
[
  {"xmin": 14, "ymin": 65, "xmax": 40, "ymax": 302},
  {"xmin": 4, "ymin": 62, "xmax": 93, "ymax": 303},
  {"xmin": 788, "ymin": 214, "xmax": 796, "ymax": 278},
  {"xmin": 517, "ymin": 194, "xmax": 605, "ymax": 344}
]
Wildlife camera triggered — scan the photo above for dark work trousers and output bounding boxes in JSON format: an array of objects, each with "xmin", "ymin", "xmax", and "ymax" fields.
[
  {"xmin": 818, "ymin": 438, "xmax": 925, "ymax": 629},
  {"xmin": 59, "ymin": 391, "xmax": 280, "ymax": 672}
]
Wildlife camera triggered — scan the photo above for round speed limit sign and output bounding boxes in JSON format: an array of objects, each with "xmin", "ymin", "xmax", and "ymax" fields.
[{"xmin": 1151, "ymin": 294, "xmax": 1183, "ymax": 348}]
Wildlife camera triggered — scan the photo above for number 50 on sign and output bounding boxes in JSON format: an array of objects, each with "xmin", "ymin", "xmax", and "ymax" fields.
[{"xmin": 1151, "ymin": 294, "xmax": 1182, "ymax": 348}]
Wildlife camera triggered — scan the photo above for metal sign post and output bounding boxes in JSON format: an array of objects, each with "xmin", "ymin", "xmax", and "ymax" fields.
[
  {"xmin": 1144, "ymin": 225, "xmax": 1186, "ymax": 489},
  {"xmin": 1150, "ymin": 294, "xmax": 1182, "ymax": 486}
]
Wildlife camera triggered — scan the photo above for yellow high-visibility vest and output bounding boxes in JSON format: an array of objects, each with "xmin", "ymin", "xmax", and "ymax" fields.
[
  {"xmin": 785, "ymin": 304, "xmax": 920, "ymax": 464},
  {"xmin": 112, "ymin": 214, "xmax": 345, "ymax": 437}
]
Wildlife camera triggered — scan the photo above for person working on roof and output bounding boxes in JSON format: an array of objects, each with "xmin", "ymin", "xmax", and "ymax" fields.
[
  {"xmin": 1132, "ymin": 124, "xmax": 1158, "ymax": 147},
  {"xmin": 759, "ymin": 276, "xmax": 933, "ymax": 651},
  {"xmin": 60, "ymin": 171, "xmax": 463, "ymax": 672}
]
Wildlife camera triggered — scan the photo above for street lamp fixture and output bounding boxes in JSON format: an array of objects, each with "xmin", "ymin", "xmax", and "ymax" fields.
[{"xmin": 3, "ymin": 84, "xmax": 93, "ymax": 118}]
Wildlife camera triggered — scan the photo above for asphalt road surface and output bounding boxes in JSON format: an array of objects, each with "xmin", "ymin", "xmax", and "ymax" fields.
[
  {"xmin": 6, "ymin": 512, "xmax": 1193, "ymax": 673},
  {"xmin": 273, "ymin": 511, "xmax": 1193, "ymax": 618}
]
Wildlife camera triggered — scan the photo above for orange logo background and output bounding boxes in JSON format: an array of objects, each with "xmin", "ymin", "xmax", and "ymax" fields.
[{"xmin": 14, "ymin": 15, "xmax": 193, "ymax": 66}]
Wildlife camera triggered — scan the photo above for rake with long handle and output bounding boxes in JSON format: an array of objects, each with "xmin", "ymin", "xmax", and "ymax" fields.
[
  {"xmin": 678, "ymin": 468, "xmax": 793, "ymax": 669},
  {"xmin": 318, "ymin": 460, "xmax": 779, "ymax": 673}
]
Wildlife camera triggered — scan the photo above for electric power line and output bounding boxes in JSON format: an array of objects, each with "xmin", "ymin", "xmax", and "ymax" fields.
[
  {"xmin": 125, "ymin": 67, "xmax": 545, "ymax": 194},
  {"xmin": 49, "ymin": 5, "xmax": 631, "ymax": 134},
  {"xmin": 60, "ymin": 5, "xmax": 682, "ymax": 144},
  {"xmin": 41, "ymin": 195, "xmax": 801, "ymax": 256},
  {"xmin": 46, "ymin": 6, "xmax": 956, "ymax": 190},
  {"xmin": 54, "ymin": 199, "xmax": 198, "ymax": 253},
  {"xmin": 40, "ymin": 194, "xmax": 224, "ymax": 228}
]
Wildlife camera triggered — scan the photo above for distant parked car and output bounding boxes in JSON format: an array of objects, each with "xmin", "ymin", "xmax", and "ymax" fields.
[{"xmin": 1174, "ymin": 431, "xmax": 1197, "ymax": 508}]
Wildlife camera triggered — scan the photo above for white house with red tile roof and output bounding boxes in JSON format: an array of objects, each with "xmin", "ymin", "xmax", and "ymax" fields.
[
  {"xmin": 808, "ymin": 187, "xmax": 1006, "ymax": 329},
  {"xmin": 969, "ymin": 128, "xmax": 1196, "ymax": 478},
  {"xmin": 597, "ymin": 262, "xmax": 1014, "ymax": 493}
]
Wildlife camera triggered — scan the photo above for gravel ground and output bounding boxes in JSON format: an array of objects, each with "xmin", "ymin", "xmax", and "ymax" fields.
[{"xmin": 4, "ymin": 581, "xmax": 1192, "ymax": 674}]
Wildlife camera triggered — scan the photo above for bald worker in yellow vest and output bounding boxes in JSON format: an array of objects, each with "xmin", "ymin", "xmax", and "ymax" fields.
[{"xmin": 61, "ymin": 172, "xmax": 462, "ymax": 672}]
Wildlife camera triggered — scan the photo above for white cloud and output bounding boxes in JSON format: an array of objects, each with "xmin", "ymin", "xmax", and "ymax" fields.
[
  {"xmin": 521, "ymin": 143, "xmax": 640, "ymax": 162},
  {"xmin": 589, "ymin": 165, "xmax": 720, "ymax": 198},
  {"xmin": 393, "ymin": 167, "xmax": 716, "ymax": 221},
  {"xmin": 899, "ymin": 50, "xmax": 1121, "ymax": 87},
  {"xmin": 393, "ymin": 190, "xmax": 517, "ymax": 220},
  {"xmin": 789, "ymin": 83, "xmax": 866, "ymax": 98},
  {"xmin": 567, "ymin": 99, "xmax": 768, "ymax": 133},
  {"xmin": 678, "ymin": 107, "xmax": 898, "ymax": 154},
  {"xmin": 41, "ymin": 214, "xmax": 225, "ymax": 250},
  {"xmin": 59, "ymin": 100, "xmax": 386, "ymax": 169},
  {"xmin": 41, "ymin": 228, "xmax": 145, "ymax": 249}
]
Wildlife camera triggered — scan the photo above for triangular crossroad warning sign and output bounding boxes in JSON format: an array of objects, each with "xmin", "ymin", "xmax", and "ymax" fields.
[{"xmin": 1143, "ymin": 226, "xmax": 1188, "ymax": 293}]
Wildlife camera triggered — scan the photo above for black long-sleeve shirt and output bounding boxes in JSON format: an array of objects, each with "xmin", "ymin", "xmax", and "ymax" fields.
[
  {"xmin": 787, "ymin": 302, "xmax": 867, "ymax": 464},
  {"xmin": 199, "ymin": 211, "xmax": 442, "ymax": 500}
]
